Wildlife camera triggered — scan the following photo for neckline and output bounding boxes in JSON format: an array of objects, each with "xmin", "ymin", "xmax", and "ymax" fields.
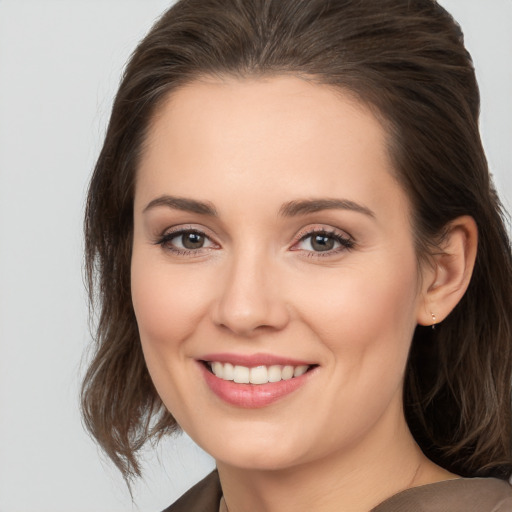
[
  {"xmin": 218, "ymin": 476, "xmax": 511, "ymax": 512},
  {"xmin": 370, "ymin": 476, "xmax": 511, "ymax": 511}
]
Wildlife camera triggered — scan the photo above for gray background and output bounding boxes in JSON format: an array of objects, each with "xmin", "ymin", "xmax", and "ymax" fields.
[{"xmin": 0, "ymin": 1, "xmax": 510, "ymax": 511}]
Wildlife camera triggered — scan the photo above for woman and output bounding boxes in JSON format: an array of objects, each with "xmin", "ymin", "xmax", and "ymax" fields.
[{"xmin": 81, "ymin": 0, "xmax": 512, "ymax": 510}]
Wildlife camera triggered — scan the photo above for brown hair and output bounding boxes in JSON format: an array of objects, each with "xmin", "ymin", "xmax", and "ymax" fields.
[{"xmin": 82, "ymin": 0, "xmax": 512, "ymax": 481}]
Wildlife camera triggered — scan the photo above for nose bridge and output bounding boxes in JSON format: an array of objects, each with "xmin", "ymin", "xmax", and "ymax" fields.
[{"xmin": 213, "ymin": 242, "xmax": 289, "ymax": 335}]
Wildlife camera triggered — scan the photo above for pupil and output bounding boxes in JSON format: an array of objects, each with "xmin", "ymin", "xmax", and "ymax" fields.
[
  {"xmin": 312, "ymin": 234, "xmax": 334, "ymax": 251},
  {"xmin": 182, "ymin": 232, "xmax": 204, "ymax": 249}
]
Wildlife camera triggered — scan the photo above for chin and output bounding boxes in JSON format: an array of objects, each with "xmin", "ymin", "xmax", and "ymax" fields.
[
  {"xmin": 216, "ymin": 447, "xmax": 304, "ymax": 472},
  {"xmin": 196, "ymin": 427, "xmax": 307, "ymax": 471}
]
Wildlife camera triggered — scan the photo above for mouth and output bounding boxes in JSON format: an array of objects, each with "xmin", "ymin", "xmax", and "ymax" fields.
[
  {"xmin": 197, "ymin": 353, "xmax": 318, "ymax": 407},
  {"xmin": 203, "ymin": 361, "xmax": 315, "ymax": 385}
]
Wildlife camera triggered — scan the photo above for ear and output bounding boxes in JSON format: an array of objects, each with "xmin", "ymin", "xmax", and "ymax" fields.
[{"xmin": 416, "ymin": 215, "xmax": 478, "ymax": 327}]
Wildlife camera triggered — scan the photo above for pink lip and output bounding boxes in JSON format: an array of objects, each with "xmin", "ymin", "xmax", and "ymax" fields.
[
  {"xmin": 197, "ymin": 359, "xmax": 316, "ymax": 409},
  {"xmin": 200, "ymin": 352, "xmax": 313, "ymax": 367}
]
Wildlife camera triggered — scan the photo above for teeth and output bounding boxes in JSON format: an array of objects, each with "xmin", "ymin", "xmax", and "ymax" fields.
[
  {"xmin": 250, "ymin": 366, "xmax": 268, "ymax": 385},
  {"xmin": 268, "ymin": 365, "xmax": 282, "ymax": 382},
  {"xmin": 294, "ymin": 365, "xmax": 308, "ymax": 377},
  {"xmin": 223, "ymin": 362, "xmax": 234, "ymax": 380},
  {"xmin": 209, "ymin": 362, "xmax": 310, "ymax": 384},
  {"xmin": 282, "ymin": 365, "xmax": 294, "ymax": 380},
  {"xmin": 233, "ymin": 365, "xmax": 250, "ymax": 383},
  {"xmin": 212, "ymin": 361, "xmax": 224, "ymax": 379}
]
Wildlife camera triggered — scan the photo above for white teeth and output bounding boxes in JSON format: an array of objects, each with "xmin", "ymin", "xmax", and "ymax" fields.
[
  {"xmin": 223, "ymin": 362, "xmax": 234, "ymax": 381},
  {"xmin": 281, "ymin": 365, "xmax": 294, "ymax": 380},
  {"xmin": 233, "ymin": 365, "xmax": 250, "ymax": 383},
  {"xmin": 268, "ymin": 365, "xmax": 282, "ymax": 382},
  {"xmin": 209, "ymin": 362, "xmax": 311, "ymax": 384},
  {"xmin": 212, "ymin": 361, "xmax": 224, "ymax": 379},
  {"xmin": 249, "ymin": 366, "xmax": 268, "ymax": 384},
  {"xmin": 294, "ymin": 365, "xmax": 308, "ymax": 377}
]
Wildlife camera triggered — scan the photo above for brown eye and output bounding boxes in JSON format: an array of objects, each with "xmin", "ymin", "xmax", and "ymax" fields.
[
  {"xmin": 157, "ymin": 229, "xmax": 215, "ymax": 253},
  {"xmin": 181, "ymin": 232, "xmax": 205, "ymax": 249},
  {"xmin": 310, "ymin": 234, "xmax": 335, "ymax": 252},
  {"xmin": 293, "ymin": 229, "xmax": 354, "ymax": 255}
]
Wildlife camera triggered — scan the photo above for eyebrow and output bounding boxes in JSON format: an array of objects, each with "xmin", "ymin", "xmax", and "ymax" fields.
[
  {"xmin": 279, "ymin": 198, "xmax": 375, "ymax": 218},
  {"xmin": 143, "ymin": 195, "xmax": 218, "ymax": 216},
  {"xmin": 143, "ymin": 195, "xmax": 375, "ymax": 219}
]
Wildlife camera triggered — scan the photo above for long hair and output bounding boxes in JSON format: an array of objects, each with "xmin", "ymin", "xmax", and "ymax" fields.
[{"xmin": 82, "ymin": 0, "xmax": 512, "ymax": 481}]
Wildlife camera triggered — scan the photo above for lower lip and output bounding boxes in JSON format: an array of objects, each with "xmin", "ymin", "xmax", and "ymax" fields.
[{"xmin": 199, "ymin": 363, "xmax": 314, "ymax": 408}]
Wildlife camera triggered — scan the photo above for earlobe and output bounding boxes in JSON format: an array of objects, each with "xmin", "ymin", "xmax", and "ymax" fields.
[{"xmin": 417, "ymin": 215, "xmax": 478, "ymax": 326}]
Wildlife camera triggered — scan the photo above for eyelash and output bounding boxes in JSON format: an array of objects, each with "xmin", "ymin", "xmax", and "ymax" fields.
[
  {"xmin": 155, "ymin": 227, "xmax": 216, "ymax": 257},
  {"xmin": 292, "ymin": 227, "xmax": 355, "ymax": 257},
  {"xmin": 155, "ymin": 226, "xmax": 355, "ymax": 258}
]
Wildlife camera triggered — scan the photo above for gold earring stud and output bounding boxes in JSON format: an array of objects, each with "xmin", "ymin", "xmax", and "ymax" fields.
[{"xmin": 431, "ymin": 312, "xmax": 436, "ymax": 330}]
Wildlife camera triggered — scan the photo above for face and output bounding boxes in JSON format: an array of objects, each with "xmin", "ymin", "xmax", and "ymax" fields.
[{"xmin": 131, "ymin": 76, "xmax": 428, "ymax": 471}]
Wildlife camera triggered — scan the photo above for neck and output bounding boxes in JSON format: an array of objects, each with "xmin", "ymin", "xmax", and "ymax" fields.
[{"xmin": 216, "ymin": 407, "xmax": 455, "ymax": 512}]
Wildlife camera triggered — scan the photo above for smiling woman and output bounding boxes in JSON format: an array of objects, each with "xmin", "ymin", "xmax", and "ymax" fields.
[
  {"xmin": 81, "ymin": 1, "xmax": 512, "ymax": 511},
  {"xmin": 132, "ymin": 76, "xmax": 453, "ymax": 487}
]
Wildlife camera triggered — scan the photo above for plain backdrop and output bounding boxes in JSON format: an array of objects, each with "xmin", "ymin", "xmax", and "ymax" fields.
[{"xmin": 0, "ymin": 1, "xmax": 510, "ymax": 511}]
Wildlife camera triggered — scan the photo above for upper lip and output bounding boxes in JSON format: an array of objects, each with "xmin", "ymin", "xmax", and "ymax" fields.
[{"xmin": 198, "ymin": 352, "xmax": 315, "ymax": 367}]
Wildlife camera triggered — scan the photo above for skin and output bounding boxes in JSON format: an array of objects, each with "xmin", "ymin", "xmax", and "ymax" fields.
[{"xmin": 131, "ymin": 76, "xmax": 476, "ymax": 511}]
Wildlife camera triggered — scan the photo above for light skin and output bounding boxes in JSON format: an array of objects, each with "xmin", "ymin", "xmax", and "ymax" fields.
[{"xmin": 131, "ymin": 76, "xmax": 477, "ymax": 511}]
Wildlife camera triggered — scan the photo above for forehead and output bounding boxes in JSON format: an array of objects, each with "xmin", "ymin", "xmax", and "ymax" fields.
[
  {"xmin": 143, "ymin": 75, "xmax": 386, "ymax": 163},
  {"xmin": 136, "ymin": 75, "xmax": 406, "ymax": 220}
]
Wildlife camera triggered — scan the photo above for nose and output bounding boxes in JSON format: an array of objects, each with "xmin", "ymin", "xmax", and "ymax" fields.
[{"xmin": 212, "ymin": 249, "xmax": 290, "ymax": 337}]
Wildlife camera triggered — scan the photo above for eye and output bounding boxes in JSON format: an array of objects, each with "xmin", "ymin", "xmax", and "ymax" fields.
[
  {"xmin": 293, "ymin": 229, "xmax": 354, "ymax": 255},
  {"xmin": 176, "ymin": 231, "xmax": 208, "ymax": 250},
  {"xmin": 156, "ymin": 228, "xmax": 216, "ymax": 254}
]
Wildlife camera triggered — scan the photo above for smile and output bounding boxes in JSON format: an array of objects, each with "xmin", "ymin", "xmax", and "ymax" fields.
[
  {"xmin": 208, "ymin": 362, "xmax": 310, "ymax": 385},
  {"xmin": 199, "ymin": 356, "xmax": 317, "ymax": 408}
]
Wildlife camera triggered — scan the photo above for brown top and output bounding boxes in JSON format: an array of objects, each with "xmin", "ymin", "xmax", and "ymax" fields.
[{"xmin": 163, "ymin": 470, "xmax": 512, "ymax": 512}]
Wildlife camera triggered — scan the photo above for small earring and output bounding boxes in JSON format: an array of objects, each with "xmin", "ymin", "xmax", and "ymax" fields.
[{"xmin": 431, "ymin": 312, "xmax": 436, "ymax": 330}]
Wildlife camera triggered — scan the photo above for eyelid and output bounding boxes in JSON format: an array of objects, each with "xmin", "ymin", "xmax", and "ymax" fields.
[
  {"xmin": 155, "ymin": 223, "xmax": 216, "ymax": 240},
  {"xmin": 154, "ymin": 224, "xmax": 220, "ymax": 255},
  {"xmin": 153, "ymin": 223, "xmax": 354, "ymax": 257},
  {"xmin": 290, "ymin": 225, "xmax": 355, "ymax": 254}
]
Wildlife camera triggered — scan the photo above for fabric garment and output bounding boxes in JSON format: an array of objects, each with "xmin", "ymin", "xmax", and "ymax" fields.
[{"xmin": 162, "ymin": 470, "xmax": 512, "ymax": 512}]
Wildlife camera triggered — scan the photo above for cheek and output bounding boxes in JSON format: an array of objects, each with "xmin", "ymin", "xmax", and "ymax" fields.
[
  {"xmin": 130, "ymin": 250, "xmax": 215, "ymax": 425},
  {"xmin": 131, "ymin": 253, "xmax": 212, "ymax": 348},
  {"xmin": 292, "ymin": 254, "xmax": 420, "ymax": 365}
]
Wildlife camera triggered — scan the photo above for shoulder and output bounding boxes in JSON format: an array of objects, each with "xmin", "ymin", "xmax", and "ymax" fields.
[
  {"xmin": 372, "ymin": 477, "xmax": 512, "ymax": 512},
  {"xmin": 161, "ymin": 470, "xmax": 222, "ymax": 512}
]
